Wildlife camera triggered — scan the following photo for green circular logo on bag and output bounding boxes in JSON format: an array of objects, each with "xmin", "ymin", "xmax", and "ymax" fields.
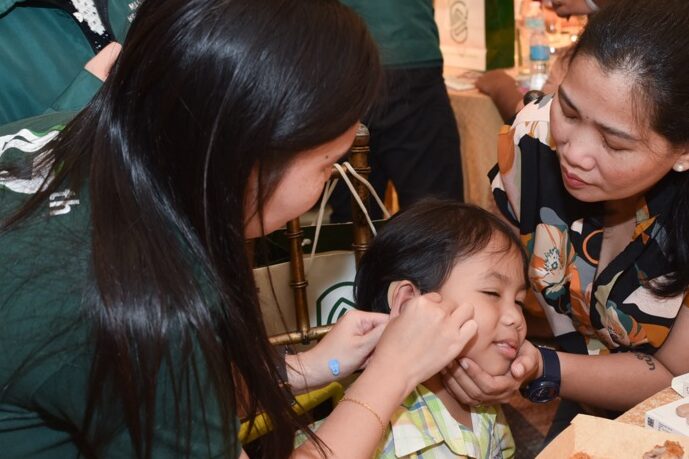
[{"xmin": 316, "ymin": 282, "xmax": 355, "ymax": 326}]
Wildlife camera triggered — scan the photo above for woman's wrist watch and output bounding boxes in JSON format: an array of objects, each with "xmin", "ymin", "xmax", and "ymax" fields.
[{"xmin": 520, "ymin": 347, "xmax": 561, "ymax": 403}]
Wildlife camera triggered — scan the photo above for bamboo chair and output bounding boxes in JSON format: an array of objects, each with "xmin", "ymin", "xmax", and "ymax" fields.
[
  {"xmin": 240, "ymin": 124, "xmax": 376, "ymax": 444},
  {"xmin": 269, "ymin": 123, "xmax": 374, "ymax": 346}
]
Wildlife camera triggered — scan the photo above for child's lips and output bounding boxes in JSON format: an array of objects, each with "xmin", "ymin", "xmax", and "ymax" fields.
[{"xmin": 494, "ymin": 340, "xmax": 518, "ymax": 360}]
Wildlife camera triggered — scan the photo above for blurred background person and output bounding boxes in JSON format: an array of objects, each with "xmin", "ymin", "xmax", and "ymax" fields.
[
  {"xmin": 0, "ymin": 0, "xmax": 132, "ymax": 126},
  {"xmin": 478, "ymin": 0, "xmax": 616, "ymax": 122},
  {"xmin": 330, "ymin": 0, "xmax": 463, "ymax": 223}
]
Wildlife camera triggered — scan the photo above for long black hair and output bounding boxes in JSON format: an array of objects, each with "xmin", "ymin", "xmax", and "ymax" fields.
[
  {"xmin": 572, "ymin": 0, "xmax": 689, "ymax": 297},
  {"xmin": 355, "ymin": 199, "xmax": 528, "ymax": 314},
  {"xmin": 2, "ymin": 0, "xmax": 381, "ymax": 457}
]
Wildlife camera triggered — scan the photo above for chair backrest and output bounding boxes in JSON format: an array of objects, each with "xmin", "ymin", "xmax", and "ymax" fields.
[{"xmin": 268, "ymin": 123, "xmax": 373, "ymax": 346}]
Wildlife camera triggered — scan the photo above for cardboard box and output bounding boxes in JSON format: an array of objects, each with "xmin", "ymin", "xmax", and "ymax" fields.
[
  {"xmin": 537, "ymin": 414, "xmax": 689, "ymax": 458},
  {"xmin": 672, "ymin": 373, "xmax": 689, "ymax": 398},
  {"xmin": 646, "ymin": 397, "xmax": 689, "ymax": 437}
]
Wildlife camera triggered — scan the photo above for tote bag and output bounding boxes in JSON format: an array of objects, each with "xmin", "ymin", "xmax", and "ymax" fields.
[
  {"xmin": 435, "ymin": 0, "xmax": 515, "ymax": 71},
  {"xmin": 254, "ymin": 162, "xmax": 389, "ymax": 339}
]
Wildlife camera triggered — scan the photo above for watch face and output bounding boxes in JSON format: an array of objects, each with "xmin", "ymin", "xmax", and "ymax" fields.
[{"xmin": 529, "ymin": 382, "xmax": 560, "ymax": 403}]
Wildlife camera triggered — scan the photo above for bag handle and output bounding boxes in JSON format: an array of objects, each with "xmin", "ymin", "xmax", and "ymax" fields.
[{"xmin": 305, "ymin": 161, "xmax": 389, "ymax": 275}]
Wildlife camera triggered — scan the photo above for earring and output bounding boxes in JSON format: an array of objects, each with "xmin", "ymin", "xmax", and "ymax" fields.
[{"xmin": 675, "ymin": 164, "xmax": 686, "ymax": 172}]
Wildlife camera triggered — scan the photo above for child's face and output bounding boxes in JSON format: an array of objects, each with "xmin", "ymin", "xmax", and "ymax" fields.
[{"xmin": 438, "ymin": 236, "xmax": 527, "ymax": 376}]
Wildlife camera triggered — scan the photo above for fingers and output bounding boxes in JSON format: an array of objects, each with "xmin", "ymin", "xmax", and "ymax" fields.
[
  {"xmin": 84, "ymin": 42, "xmax": 122, "ymax": 81},
  {"xmin": 510, "ymin": 360, "xmax": 526, "ymax": 379},
  {"xmin": 441, "ymin": 361, "xmax": 480, "ymax": 406},
  {"xmin": 455, "ymin": 358, "xmax": 492, "ymax": 404},
  {"xmin": 351, "ymin": 310, "xmax": 390, "ymax": 334},
  {"xmin": 475, "ymin": 70, "xmax": 513, "ymax": 94},
  {"xmin": 445, "ymin": 302, "xmax": 476, "ymax": 356},
  {"xmin": 424, "ymin": 291, "xmax": 443, "ymax": 302},
  {"xmin": 362, "ymin": 312, "xmax": 390, "ymax": 328},
  {"xmin": 450, "ymin": 301, "xmax": 475, "ymax": 325},
  {"xmin": 443, "ymin": 360, "xmax": 483, "ymax": 405},
  {"xmin": 460, "ymin": 357, "xmax": 502, "ymax": 392},
  {"xmin": 441, "ymin": 342, "xmax": 536, "ymax": 407},
  {"xmin": 511, "ymin": 353, "xmax": 535, "ymax": 380},
  {"xmin": 551, "ymin": 0, "xmax": 591, "ymax": 17},
  {"xmin": 460, "ymin": 358, "xmax": 520, "ymax": 403},
  {"xmin": 360, "ymin": 317, "xmax": 387, "ymax": 349},
  {"xmin": 340, "ymin": 310, "xmax": 389, "ymax": 335},
  {"xmin": 454, "ymin": 319, "xmax": 478, "ymax": 356},
  {"xmin": 512, "ymin": 341, "xmax": 541, "ymax": 380}
]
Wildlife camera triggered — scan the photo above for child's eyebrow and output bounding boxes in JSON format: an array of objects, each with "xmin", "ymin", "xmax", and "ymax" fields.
[
  {"xmin": 485, "ymin": 271, "xmax": 509, "ymax": 283},
  {"xmin": 485, "ymin": 270, "xmax": 525, "ymax": 288}
]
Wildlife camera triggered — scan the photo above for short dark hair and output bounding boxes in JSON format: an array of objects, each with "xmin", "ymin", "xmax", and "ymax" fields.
[
  {"xmin": 573, "ymin": 0, "xmax": 689, "ymax": 146},
  {"xmin": 354, "ymin": 199, "xmax": 528, "ymax": 314},
  {"xmin": 573, "ymin": 0, "xmax": 689, "ymax": 297}
]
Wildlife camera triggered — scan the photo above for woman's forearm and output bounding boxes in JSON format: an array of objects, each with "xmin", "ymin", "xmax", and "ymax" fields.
[
  {"xmin": 559, "ymin": 351, "xmax": 673, "ymax": 411},
  {"xmin": 285, "ymin": 350, "xmax": 355, "ymax": 394},
  {"xmin": 285, "ymin": 353, "xmax": 316, "ymax": 394},
  {"xmin": 292, "ymin": 360, "xmax": 411, "ymax": 458}
]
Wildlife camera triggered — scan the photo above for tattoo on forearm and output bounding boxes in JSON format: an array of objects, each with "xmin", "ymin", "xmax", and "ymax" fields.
[{"xmin": 634, "ymin": 352, "xmax": 656, "ymax": 371}]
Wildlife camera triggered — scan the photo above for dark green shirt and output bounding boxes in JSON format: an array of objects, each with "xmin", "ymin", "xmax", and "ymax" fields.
[
  {"xmin": 0, "ymin": 113, "xmax": 239, "ymax": 458},
  {"xmin": 340, "ymin": 0, "xmax": 443, "ymax": 68},
  {"xmin": 0, "ymin": 0, "xmax": 133, "ymax": 125}
]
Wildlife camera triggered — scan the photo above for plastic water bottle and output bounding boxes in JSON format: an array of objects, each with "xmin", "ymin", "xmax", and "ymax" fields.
[
  {"xmin": 528, "ymin": 21, "xmax": 550, "ymax": 90},
  {"xmin": 520, "ymin": 1, "xmax": 546, "ymax": 73}
]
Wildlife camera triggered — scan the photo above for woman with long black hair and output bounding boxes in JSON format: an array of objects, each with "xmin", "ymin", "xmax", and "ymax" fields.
[{"xmin": 0, "ymin": 0, "xmax": 478, "ymax": 457}]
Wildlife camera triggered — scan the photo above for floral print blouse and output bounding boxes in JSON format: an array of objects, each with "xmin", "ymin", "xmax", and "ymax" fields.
[{"xmin": 488, "ymin": 96, "xmax": 687, "ymax": 355}]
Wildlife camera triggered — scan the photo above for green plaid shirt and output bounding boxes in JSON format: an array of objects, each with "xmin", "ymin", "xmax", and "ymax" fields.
[{"xmin": 375, "ymin": 384, "xmax": 515, "ymax": 459}]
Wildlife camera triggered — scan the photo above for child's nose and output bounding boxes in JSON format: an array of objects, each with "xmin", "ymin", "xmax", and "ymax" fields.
[{"xmin": 502, "ymin": 303, "xmax": 525, "ymax": 328}]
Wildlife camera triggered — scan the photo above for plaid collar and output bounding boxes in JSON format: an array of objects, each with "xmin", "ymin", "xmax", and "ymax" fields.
[{"xmin": 391, "ymin": 384, "xmax": 489, "ymax": 458}]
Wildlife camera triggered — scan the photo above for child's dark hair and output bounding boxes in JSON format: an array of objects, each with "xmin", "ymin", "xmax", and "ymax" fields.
[{"xmin": 354, "ymin": 199, "xmax": 528, "ymax": 314}]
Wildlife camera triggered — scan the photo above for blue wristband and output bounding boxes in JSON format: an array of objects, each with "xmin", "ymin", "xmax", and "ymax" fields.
[{"xmin": 328, "ymin": 359, "xmax": 341, "ymax": 377}]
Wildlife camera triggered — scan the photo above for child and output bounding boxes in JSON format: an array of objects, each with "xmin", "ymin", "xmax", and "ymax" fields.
[{"xmin": 355, "ymin": 199, "xmax": 528, "ymax": 459}]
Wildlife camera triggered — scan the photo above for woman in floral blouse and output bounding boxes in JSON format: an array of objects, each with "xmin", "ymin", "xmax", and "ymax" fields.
[{"xmin": 443, "ymin": 0, "xmax": 689, "ymax": 433}]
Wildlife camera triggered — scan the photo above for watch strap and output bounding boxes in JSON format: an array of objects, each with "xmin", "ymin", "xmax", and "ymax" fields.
[
  {"xmin": 520, "ymin": 346, "xmax": 561, "ymax": 402},
  {"xmin": 539, "ymin": 346, "xmax": 561, "ymax": 384}
]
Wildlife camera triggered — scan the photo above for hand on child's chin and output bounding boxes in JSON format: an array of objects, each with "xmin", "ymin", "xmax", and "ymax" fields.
[
  {"xmin": 467, "ymin": 353, "xmax": 512, "ymax": 378},
  {"xmin": 440, "ymin": 341, "xmax": 539, "ymax": 406}
]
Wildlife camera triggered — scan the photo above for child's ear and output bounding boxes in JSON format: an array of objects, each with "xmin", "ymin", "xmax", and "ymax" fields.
[{"xmin": 387, "ymin": 280, "xmax": 420, "ymax": 319}]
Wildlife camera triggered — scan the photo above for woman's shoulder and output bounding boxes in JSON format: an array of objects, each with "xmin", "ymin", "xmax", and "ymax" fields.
[
  {"xmin": 509, "ymin": 94, "xmax": 554, "ymax": 148},
  {"xmin": 1, "ymin": 114, "xmax": 93, "ymax": 401},
  {"xmin": 490, "ymin": 95, "xmax": 560, "ymax": 226}
]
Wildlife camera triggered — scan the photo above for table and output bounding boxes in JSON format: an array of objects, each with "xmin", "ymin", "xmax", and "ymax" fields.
[
  {"xmin": 447, "ymin": 86, "xmax": 504, "ymax": 210},
  {"xmin": 616, "ymin": 387, "xmax": 682, "ymax": 427}
]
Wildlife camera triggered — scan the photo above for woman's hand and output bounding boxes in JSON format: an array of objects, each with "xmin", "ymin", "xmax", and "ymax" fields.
[
  {"xmin": 475, "ymin": 70, "xmax": 523, "ymax": 122},
  {"xmin": 84, "ymin": 42, "xmax": 122, "ymax": 81},
  {"xmin": 441, "ymin": 339, "xmax": 541, "ymax": 405},
  {"xmin": 287, "ymin": 310, "xmax": 389, "ymax": 390},
  {"xmin": 550, "ymin": 0, "xmax": 597, "ymax": 17},
  {"xmin": 367, "ymin": 293, "xmax": 478, "ymax": 396},
  {"xmin": 293, "ymin": 295, "xmax": 476, "ymax": 458}
]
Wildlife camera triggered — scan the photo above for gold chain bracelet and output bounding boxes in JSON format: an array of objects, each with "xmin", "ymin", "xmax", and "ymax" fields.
[{"xmin": 339, "ymin": 396, "xmax": 386, "ymax": 436}]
